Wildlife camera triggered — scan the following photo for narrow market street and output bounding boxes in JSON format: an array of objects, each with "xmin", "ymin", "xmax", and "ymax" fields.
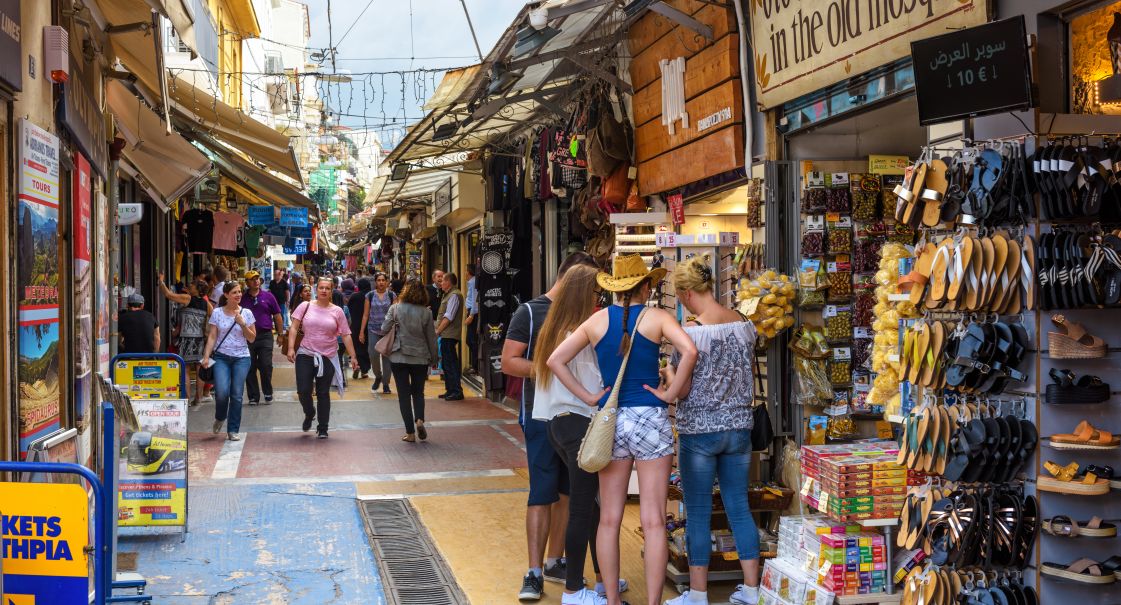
[{"xmin": 118, "ymin": 349, "xmax": 735, "ymax": 604}]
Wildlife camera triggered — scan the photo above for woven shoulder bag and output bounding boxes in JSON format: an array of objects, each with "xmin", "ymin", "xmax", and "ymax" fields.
[{"xmin": 578, "ymin": 307, "xmax": 647, "ymax": 472}]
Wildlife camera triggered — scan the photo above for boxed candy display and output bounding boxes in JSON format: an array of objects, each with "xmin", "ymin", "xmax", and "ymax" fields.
[{"xmin": 759, "ymin": 558, "xmax": 835, "ymax": 605}]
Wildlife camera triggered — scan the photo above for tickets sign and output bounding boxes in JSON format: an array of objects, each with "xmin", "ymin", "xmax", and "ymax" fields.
[
  {"xmin": 0, "ymin": 482, "xmax": 90, "ymax": 603},
  {"xmin": 118, "ymin": 398, "xmax": 188, "ymax": 527},
  {"xmin": 113, "ymin": 359, "xmax": 182, "ymax": 398}
]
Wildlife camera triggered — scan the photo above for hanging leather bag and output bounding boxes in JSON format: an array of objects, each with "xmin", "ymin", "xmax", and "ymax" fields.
[{"xmin": 578, "ymin": 308, "xmax": 647, "ymax": 472}]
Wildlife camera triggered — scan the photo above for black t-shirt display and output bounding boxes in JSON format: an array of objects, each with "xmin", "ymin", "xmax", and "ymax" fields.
[
  {"xmin": 119, "ymin": 309, "xmax": 159, "ymax": 354},
  {"xmin": 182, "ymin": 208, "xmax": 215, "ymax": 252}
]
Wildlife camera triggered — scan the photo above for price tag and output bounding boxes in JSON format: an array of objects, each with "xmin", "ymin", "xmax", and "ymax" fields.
[
  {"xmin": 818, "ymin": 491, "xmax": 830, "ymax": 510},
  {"xmin": 829, "ymin": 172, "xmax": 850, "ymax": 187},
  {"xmin": 853, "ymin": 327, "xmax": 872, "ymax": 339},
  {"xmin": 804, "ymin": 553, "xmax": 818, "ymax": 573},
  {"xmin": 806, "ymin": 171, "xmax": 826, "ymax": 188},
  {"xmin": 827, "ymin": 262, "xmax": 839, "ymax": 273},
  {"xmin": 825, "ymin": 212, "xmax": 842, "ymax": 223},
  {"xmin": 805, "ymin": 215, "xmax": 825, "ymax": 231},
  {"xmin": 801, "ymin": 477, "xmax": 814, "ymax": 496},
  {"xmin": 819, "ymin": 560, "xmax": 833, "ymax": 577},
  {"xmin": 853, "ymin": 382, "xmax": 872, "ymax": 393},
  {"xmin": 835, "ymin": 216, "xmax": 853, "ymax": 228},
  {"xmin": 833, "ymin": 347, "xmax": 852, "ymax": 361},
  {"xmin": 722, "ymin": 551, "xmax": 739, "ymax": 561},
  {"xmin": 823, "ymin": 305, "xmax": 837, "ymax": 318}
]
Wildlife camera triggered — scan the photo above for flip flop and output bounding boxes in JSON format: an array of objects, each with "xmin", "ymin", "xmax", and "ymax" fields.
[
  {"xmin": 987, "ymin": 234, "xmax": 1010, "ymax": 310},
  {"xmin": 927, "ymin": 238, "xmax": 954, "ymax": 307},
  {"xmin": 997, "ymin": 237, "xmax": 1023, "ymax": 314},
  {"xmin": 1021, "ymin": 235, "xmax": 1036, "ymax": 311},
  {"xmin": 901, "ymin": 242, "xmax": 936, "ymax": 306},
  {"xmin": 964, "ymin": 235, "xmax": 985, "ymax": 311},
  {"xmin": 902, "ymin": 162, "xmax": 928, "ymax": 227},
  {"xmin": 976, "ymin": 236, "xmax": 996, "ymax": 310},
  {"xmin": 947, "ymin": 236, "xmax": 974, "ymax": 303},
  {"xmin": 922, "ymin": 159, "xmax": 950, "ymax": 227}
]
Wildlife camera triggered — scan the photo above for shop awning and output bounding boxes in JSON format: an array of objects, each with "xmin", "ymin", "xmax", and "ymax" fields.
[
  {"xmin": 95, "ymin": 0, "xmax": 199, "ymax": 58},
  {"xmin": 188, "ymin": 132, "xmax": 315, "ymax": 209},
  {"xmin": 168, "ymin": 76, "xmax": 302, "ymax": 184},
  {"xmin": 386, "ymin": 0, "xmax": 628, "ymax": 165},
  {"xmin": 373, "ymin": 169, "xmax": 455, "ymax": 206},
  {"xmin": 106, "ymin": 80, "xmax": 212, "ymax": 211}
]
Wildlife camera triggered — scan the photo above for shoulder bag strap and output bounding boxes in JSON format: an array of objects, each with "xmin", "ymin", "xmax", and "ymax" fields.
[
  {"xmin": 603, "ymin": 307, "xmax": 647, "ymax": 411},
  {"xmin": 213, "ymin": 313, "xmax": 239, "ymax": 352}
]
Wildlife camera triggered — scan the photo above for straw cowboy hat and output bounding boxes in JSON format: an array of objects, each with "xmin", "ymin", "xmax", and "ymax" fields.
[{"xmin": 596, "ymin": 253, "xmax": 667, "ymax": 292}]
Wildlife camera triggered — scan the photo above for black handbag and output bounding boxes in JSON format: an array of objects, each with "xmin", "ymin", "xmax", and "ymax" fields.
[
  {"xmin": 199, "ymin": 320, "xmax": 237, "ymax": 382},
  {"xmin": 750, "ymin": 355, "xmax": 773, "ymax": 451}
]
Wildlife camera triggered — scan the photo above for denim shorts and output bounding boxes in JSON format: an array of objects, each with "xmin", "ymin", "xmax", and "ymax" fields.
[{"xmin": 612, "ymin": 406, "xmax": 674, "ymax": 461}]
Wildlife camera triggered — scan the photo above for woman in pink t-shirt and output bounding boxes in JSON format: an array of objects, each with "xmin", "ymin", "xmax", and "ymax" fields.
[{"xmin": 287, "ymin": 277, "xmax": 359, "ymax": 438}]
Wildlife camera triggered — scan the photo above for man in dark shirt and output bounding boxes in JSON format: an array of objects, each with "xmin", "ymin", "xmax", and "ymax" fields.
[
  {"xmin": 119, "ymin": 293, "xmax": 160, "ymax": 354},
  {"xmin": 500, "ymin": 251, "xmax": 598, "ymax": 598},
  {"xmin": 390, "ymin": 271, "xmax": 404, "ymax": 295},
  {"xmin": 269, "ymin": 269, "xmax": 291, "ymax": 329},
  {"xmin": 426, "ymin": 269, "xmax": 444, "ymax": 320},
  {"xmin": 241, "ymin": 270, "xmax": 283, "ymax": 405}
]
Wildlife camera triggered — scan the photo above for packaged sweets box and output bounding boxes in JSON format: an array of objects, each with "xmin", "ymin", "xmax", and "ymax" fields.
[{"xmin": 760, "ymin": 558, "xmax": 835, "ymax": 605}]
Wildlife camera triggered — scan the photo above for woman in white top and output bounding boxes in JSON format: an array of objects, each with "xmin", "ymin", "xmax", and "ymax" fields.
[
  {"xmin": 201, "ymin": 281, "xmax": 256, "ymax": 441},
  {"xmin": 531, "ymin": 265, "xmax": 626, "ymax": 605}
]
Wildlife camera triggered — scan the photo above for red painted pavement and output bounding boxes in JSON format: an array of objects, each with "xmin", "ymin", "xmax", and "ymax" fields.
[
  {"xmin": 236, "ymin": 425, "xmax": 529, "ymax": 478},
  {"xmin": 188, "ymin": 432, "xmax": 225, "ymax": 478}
]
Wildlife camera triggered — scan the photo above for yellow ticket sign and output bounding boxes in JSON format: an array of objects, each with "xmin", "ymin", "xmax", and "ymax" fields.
[
  {"xmin": 868, "ymin": 155, "xmax": 910, "ymax": 176},
  {"xmin": 1, "ymin": 482, "xmax": 90, "ymax": 603},
  {"xmin": 114, "ymin": 358, "xmax": 182, "ymax": 398}
]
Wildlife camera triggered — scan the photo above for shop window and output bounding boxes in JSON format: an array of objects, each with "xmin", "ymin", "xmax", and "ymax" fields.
[
  {"xmin": 781, "ymin": 59, "xmax": 915, "ymax": 133},
  {"xmin": 1070, "ymin": 1, "xmax": 1121, "ymax": 113}
]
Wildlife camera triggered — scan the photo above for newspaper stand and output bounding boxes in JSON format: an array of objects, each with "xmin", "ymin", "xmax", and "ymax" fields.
[{"xmin": 0, "ymin": 402, "xmax": 153, "ymax": 604}]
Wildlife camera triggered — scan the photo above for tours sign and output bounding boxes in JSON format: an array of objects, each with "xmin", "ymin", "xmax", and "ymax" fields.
[
  {"xmin": 113, "ymin": 358, "xmax": 183, "ymax": 398},
  {"xmin": 0, "ymin": 482, "xmax": 90, "ymax": 603},
  {"xmin": 747, "ymin": 0, "xmax": 988, "ymax": 109}
]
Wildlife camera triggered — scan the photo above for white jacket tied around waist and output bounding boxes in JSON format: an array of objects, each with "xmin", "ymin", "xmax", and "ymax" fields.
[{"xmin": 532, "ymin": 345, "xmax": 602, "ymax": 421}]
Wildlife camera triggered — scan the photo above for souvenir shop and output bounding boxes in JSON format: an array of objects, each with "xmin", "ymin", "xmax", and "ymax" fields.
[{"xmin": 692, "ymin": 1, "xmax": 1121, "ymax": 604}]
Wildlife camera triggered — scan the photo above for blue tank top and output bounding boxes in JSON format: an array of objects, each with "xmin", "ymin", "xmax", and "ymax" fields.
[{"xmin": 594, "ymin": 304, "xmax": 663, "ymax": 408}]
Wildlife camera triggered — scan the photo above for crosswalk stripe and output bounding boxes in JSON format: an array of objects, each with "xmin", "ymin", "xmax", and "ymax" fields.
[{"xmin": 210, "ymin": 436, "xmax": 246, "ymax": 479}]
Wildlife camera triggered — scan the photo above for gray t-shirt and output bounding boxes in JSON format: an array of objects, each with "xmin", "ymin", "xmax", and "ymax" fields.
[{"xmin": 505, "ymin": 295, "xmax": 551, "ymax": 414}]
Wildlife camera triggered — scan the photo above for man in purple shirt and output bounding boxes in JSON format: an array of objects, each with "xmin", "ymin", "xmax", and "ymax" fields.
[{"xmin": 242, "ymin": 270, "xmax": 283, "ymax": 405}]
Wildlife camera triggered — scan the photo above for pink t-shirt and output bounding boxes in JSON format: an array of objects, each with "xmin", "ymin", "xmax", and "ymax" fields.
[
  {"xmin": 293, "ymin": 302, "xmax": 350, "ymax": 356},
  {"xmin": 212, "ymin": 211, "xmax": 245, "ymax": 252}
]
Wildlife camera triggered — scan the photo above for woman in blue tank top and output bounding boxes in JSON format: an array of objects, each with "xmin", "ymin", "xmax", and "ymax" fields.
[{"xmin": 548, "ymin": 254, "xmax": 698, "ymax": 605}]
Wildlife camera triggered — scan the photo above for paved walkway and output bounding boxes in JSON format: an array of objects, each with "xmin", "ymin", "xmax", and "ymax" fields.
[{"xmin": 122, "ymin": 350, "xmax": 738, "ymax": 604}]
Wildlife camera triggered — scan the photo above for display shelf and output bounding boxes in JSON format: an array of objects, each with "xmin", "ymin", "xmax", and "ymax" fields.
[{"xmin": 835, "ymin": 593, "xmax": 901, "ymax": 605}]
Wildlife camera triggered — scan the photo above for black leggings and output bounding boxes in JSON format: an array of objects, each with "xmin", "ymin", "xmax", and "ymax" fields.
[
  {"xmin": 547, "ymin": 413, "xmax": 600, "ymax": 591},
  {"xmin": 392, "ymin": 363, "xmax": 428, "ymax": 433},
  {"xmin": 295, "ymin": 354, "xmax": 336, "ymax": 432}
]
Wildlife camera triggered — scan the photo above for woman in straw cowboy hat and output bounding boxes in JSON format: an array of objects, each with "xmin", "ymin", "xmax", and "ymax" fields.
[{"xmin": 548, "ymin": 254, "xmax": 698, "ymax": 605}]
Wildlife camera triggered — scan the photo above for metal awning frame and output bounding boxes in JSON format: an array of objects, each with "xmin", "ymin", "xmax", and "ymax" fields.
[{"xmin": 386, "ymin": 1, "xmax": 630, "ymax": 166}]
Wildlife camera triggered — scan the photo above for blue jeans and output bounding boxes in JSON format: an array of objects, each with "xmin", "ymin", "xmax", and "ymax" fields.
[
  {"xmin": 678, "ymin": 429, "xmax": 760, "ymax": 565},
  {"xmin": 212, "ymin": 352, "xmax": 251, "ymax": 434}
]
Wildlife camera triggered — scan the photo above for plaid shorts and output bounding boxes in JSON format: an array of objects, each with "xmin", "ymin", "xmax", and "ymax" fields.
[{"xmin": 612, "ymin": 406, "xmax": 674, "ymax": 461}]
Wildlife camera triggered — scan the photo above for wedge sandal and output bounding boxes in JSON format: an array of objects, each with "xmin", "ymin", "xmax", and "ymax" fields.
[
  {"xmin": 1041, "ymin": 558, "xmax": 1117, "ymax": 584},
  {"xmin": 1048, "ymin": 314, "xmax": 1108, "ymax": 358},
  {"xmin": 1038, "ymin": 460, "xmax": 1111, "ymax": 495},
  {"xmin": 1042, "ymin": 515, "xmax": 1118, "ymax": 538},
  {"xmin": 1048, "ymin": 420, "xmax": 1120, "ymax": 450}
]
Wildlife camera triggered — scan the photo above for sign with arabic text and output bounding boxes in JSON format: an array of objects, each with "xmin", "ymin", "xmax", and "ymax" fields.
[
  {"xmin": 911, "ymin": 15, "xmax": 1032, "ymax": 125},
  {"xmin": 748, "ymin": 0, "xmax": 987, "ymax": 108}
]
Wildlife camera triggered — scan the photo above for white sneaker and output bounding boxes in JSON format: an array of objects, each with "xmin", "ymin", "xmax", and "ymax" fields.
[
  {"xmin": 730, "ymin": 584, "xmax": 760, "ymax": 605},
  {"xmin": 594, "ymin": 579, "xmax": 628, "ymax": 597},
  {"xmin": 664, "ymin": 591, "xmax": 707, "ymax": 605},
  {"xmin": 227, "ymin": 432, "xmax": 242, "ymax": 441},
  {"xmin": 562, "ymin": 588, "xmax": 608, "ymax": 605}
]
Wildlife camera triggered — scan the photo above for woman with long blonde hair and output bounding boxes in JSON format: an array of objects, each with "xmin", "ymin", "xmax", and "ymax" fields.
[
  {"xmin": 548, "ymin": 254, "xmax": 698, "ymax": 605},
  {"xmin": 532, "ymin": 265, "xmax": 626, "ymax": 604}
]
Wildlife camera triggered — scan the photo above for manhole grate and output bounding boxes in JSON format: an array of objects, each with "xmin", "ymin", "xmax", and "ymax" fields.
[{"xmin": 359, "ymin": 498, "xmax": 467, "ymax": 605}]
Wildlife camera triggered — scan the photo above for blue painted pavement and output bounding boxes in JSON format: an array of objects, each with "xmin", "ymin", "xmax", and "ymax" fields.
[{"xmin": 119, "ymin": 482, "xmax": 385, "ymax": 604}]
